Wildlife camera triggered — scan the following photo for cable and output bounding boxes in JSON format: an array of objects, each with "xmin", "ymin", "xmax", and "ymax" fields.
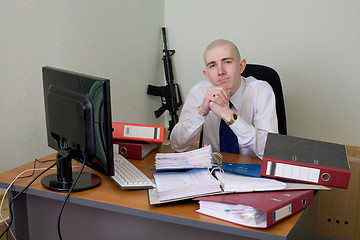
[
  {"xmin": 57, "ymin": 156, "xmax": 86, "ymax": 240},
  {"xmin": 17, "ymin": 158, "xmax": 56, "ymax": 180},
  {"xmin": 0, "ymin": 162, "xmax": 56, "ymax": 239},
  {"xmin": 1, "ymin": 168, "xmax": 42, "ymax": 239},
  {"xmin": 0, "ymin": 158, "xmax": 83, "ymax": 239},
  {"xmin": 0, "ymin": 163, "xmax": 56, "ymax": 239}
]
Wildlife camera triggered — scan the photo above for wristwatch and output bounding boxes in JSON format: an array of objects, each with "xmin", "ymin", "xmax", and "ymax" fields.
[{"xmin": 226, "ymin": 112, "xmax": 238, "ymax": 125}]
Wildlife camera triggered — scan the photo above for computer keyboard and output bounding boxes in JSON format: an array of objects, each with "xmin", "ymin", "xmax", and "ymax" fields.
[{"xmin": 112, "ymin": 154, "xmax": 156, "ymax": 189}]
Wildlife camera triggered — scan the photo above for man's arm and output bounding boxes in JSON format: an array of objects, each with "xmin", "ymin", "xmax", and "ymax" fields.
[
  {"xmin": 228, "ymin": 83, "xmax": 278, "ymax": 158},
  {"xmin": 170, "ymin": 83, "xmax": 229, "ymax": 152},
  {"xmin": 206, "ymin": 80, "xmax": 278, "ymax": 158},
  {"xmin": 170, "ymin": 84, "xmax": 208, "ymax": 152}
]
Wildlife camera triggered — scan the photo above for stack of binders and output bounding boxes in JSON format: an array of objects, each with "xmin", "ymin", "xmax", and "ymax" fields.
[
  {"xmin": 148, "ymin": 145, "xmax": 288, "ymax": 205},
  {"xmin": 112, "ymin": 122, "xmax": 164, "ymax": 160},
  {"xmin": 192, "ymin": 133, "xmax": 350, "ymax": 229}
]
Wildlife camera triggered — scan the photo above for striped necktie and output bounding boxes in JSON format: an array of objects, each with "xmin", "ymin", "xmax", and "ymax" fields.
[{"xmin": 219, "ymin": 101, "xmax": 239, "ymax": 154}]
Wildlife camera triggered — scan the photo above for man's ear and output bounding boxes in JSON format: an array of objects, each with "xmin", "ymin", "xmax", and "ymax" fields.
[
  {"xmin": 239, "ymin": 59, "xmax": 247, "ymax": 74},
  {"xmin": 203, "ymin": 69, "xmax": 208, "ymax": 78}
]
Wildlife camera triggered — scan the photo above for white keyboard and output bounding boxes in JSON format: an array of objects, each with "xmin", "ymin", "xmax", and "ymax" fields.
[{"xmin": 112, "ymin": 154, "xmax": 156, "ymax": 189}]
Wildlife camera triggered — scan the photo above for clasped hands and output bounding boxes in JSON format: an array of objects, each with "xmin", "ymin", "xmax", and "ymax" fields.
[{"xmin": 197, "ymin": 86, "xmax": 234, "ymax": 122}]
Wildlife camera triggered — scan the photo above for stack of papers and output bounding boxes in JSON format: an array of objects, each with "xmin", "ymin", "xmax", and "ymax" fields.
[
  {"xmin": 197, "ymin": 201, "xmax": 266, "ymax": 227},
  {"xmin": 149, "ymin": 169, "xmax": 287, "ymax": 204},
  {"xmin": 153, "ymin": 169, "xmax": 222, "ymax": 201},
  {"xmin": 215, "ymin": 171, "xmax": 287, "ymax": 192},
  {"xmin": 155, "ymin": 145, "xmax": 214, "ymax": 170},
  {"xmin": 195, "ymin": 190, "xmax": 314, "ymax": 228}
]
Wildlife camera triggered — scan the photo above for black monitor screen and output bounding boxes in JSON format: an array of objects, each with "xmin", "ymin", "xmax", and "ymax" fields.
[{"xmin": 42, "ymin": 66, "xmax": 114, "ymax": 181}]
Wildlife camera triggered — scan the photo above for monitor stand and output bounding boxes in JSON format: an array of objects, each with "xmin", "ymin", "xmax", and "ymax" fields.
[{"xmin": 41, "ymin": 150, "xmax": 101, "ymax": 192}]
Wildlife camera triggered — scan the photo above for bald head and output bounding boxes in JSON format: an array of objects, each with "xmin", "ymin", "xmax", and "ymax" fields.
[{"xmin": 204, "ymin": 39, "xmax": 241, "ymax": 63}]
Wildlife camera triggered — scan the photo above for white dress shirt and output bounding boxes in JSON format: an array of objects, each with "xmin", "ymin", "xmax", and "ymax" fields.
[{"xmin": 170, "ymin": 76, "xmax": 278, "ymax": 159}]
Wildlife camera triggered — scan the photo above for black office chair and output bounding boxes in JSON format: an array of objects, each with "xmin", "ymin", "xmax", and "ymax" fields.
[{"xmin": 242, "ymin": 64, "xmax": 287, "ymax": 135}]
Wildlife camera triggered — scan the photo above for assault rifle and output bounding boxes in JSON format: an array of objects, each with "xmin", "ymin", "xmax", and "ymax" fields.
[{"xmin": 147, "ymin": 27, "xmax": 182, "ymax": 137}]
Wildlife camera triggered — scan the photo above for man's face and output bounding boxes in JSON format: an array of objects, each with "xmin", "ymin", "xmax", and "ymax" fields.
[{"xmin": 203, "ymin": 44, "xmax": 246, "ymax": 96}]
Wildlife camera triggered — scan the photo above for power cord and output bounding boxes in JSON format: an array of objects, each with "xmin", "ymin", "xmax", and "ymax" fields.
[
  {"xmin": 17, "ymin": 158, "xmax": 56, "ymax": 180},
  {"xmin": 0, "ymin": 161, "xmax": 57, "ymax": 239},
  {"xmin": 0, "ymin": 157, "xmax": 86, "ymax": 239},
  {"xmin": 57, "ymin": 156, "xmax": 86, "ymax": 240}
]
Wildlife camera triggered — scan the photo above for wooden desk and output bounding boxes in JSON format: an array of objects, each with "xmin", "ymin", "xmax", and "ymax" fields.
[{"xmin": 0, "ymin": 146, "xmax": 317, "ymax": 240}]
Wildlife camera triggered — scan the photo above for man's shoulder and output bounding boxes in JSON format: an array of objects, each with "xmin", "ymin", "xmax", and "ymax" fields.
[
  {"xmin": 244, "ymin": 76, "xmax": 273, "ymax": 92},
  {"xmin": 190, "ymin": 79, "xmax": 212, "ymax": 93}
]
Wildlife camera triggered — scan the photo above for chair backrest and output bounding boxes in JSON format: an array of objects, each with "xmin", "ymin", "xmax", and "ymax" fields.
[{"xmin": 242, "ymin": 64, "xmax": 287, "ymax": 135}]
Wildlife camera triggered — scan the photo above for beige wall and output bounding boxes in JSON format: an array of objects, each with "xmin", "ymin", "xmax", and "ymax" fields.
[
  {"xmin": 0, "ymin": 0, "xmax": 164, "ymax": 175},
  {"xmin": 165, "ymin": 0, "xmax": 360, "ymax": 146}
]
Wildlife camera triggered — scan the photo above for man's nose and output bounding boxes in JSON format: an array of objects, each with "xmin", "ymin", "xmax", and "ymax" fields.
[{"xmin": 218, "ymin": 63, "xmax": 225, "ymax": 75}]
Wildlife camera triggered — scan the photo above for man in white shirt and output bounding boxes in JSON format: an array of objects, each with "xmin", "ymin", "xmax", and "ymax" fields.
[{"xmin": 170, "ymin": 39, "xmax": 278, "ymax": 159}]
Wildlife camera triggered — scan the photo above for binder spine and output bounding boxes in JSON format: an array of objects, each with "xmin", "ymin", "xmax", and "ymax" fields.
[
  {"xmin": 267, "ymin": 190, "xmax": 314, "ymax": 227},
  {"xmin": 112, "ymin": 122, "xmax": 164, "ymax": 144},
  {"xmin": 113, "ymin": 142, "xmax": 142, "ymax": 159},
  {"xmin": 261, "ymin": 157, "xmax": 350, "ymax": 189}
]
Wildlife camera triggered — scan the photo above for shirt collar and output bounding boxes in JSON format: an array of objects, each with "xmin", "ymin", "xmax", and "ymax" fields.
[{"xmin": 230, "ymin": 76, "xmax": 246, "ymax": 111}]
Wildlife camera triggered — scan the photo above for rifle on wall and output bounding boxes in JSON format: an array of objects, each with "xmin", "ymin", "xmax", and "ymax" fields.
[{"xmin": 147, "ymin": 27, "xmax": 182, "ymax": 137}]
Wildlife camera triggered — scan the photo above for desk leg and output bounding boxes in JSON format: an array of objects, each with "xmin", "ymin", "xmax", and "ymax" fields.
[{"xmin": 8, "ymin": 190, "xmax": 30, "ymax": 239}]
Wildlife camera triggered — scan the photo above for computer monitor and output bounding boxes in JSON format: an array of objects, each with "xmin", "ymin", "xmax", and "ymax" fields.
[{"xmin": 41, "ymin": 66, "xmax": 114, "ymax": 192}]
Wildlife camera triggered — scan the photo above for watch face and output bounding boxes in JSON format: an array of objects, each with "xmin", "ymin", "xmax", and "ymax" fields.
[
  {"xmin": 233, "ymin": 113, "xmax": 238, "ymax": 120},
  {"xmin": 227, "ymin": 113, "xmax": 238, "ymax": 125}
]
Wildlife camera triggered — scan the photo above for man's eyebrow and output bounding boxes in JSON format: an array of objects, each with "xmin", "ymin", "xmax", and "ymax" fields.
[
  {"xmin": 222, "ymin": 57, "xmax": 233, "ymax": 62},
  {"xmin": 206, "ymin": 57, "xmax": 234, "ymax": 67}
]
